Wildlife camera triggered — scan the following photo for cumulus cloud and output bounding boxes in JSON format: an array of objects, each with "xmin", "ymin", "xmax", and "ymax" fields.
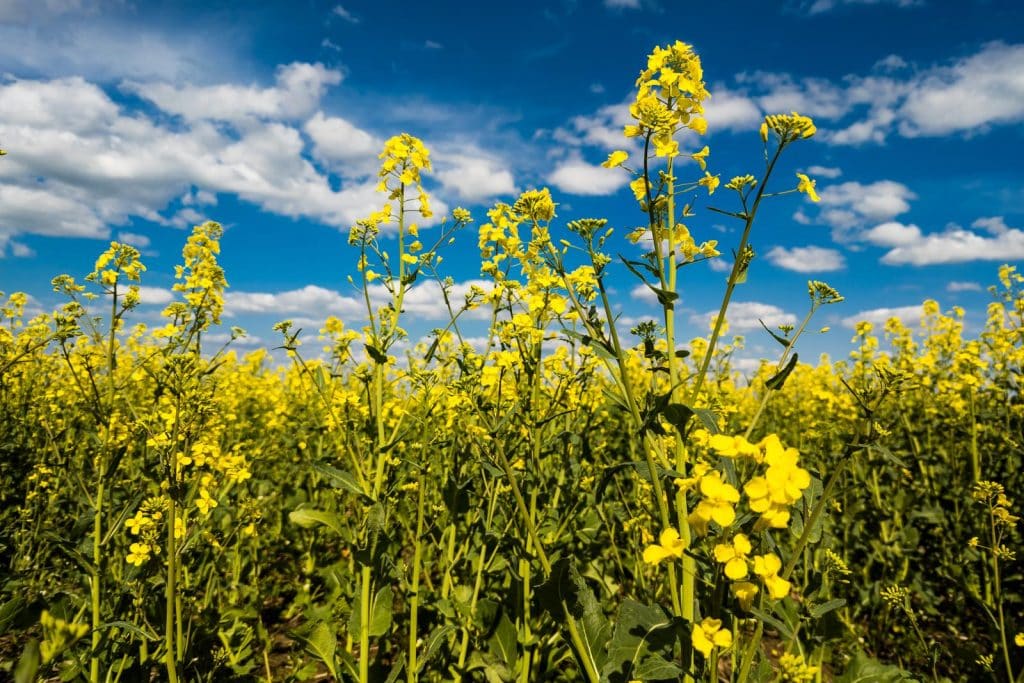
[
  {"xmin": 766, "ymin": 245, "xmax": 846, "ymax": 272},
  {"xmin": 806, "ymin": 165, "xmax": 842, "ymax": 179},
  {"xmin": 702, "ymin": 89, "xmax": 762, "ymax": 131},
  {"xmin": 0, "ymin": 70, "xmax": 428, "ymax": 245},
  {"xmin": 552, "ymin": 101, "xmax": 633, "ymax": 151},
  {"xmin": 224, "ymin": 279, "xmax": 495, "ymax": 322},
  {"xmin": 136, "ymin": 286, "xmax": 175, "ymax": 305},
  {"xmin": 730, "ymin": 42, "xmax": 1024, "ymax": 145},
  {"xmin": 304, "ymin": 112, "xmax": 381, "ymax": 173},
  {"xmin": 691, "ymin": 301, "xmax": 797, "ymax": 333},
  {"xmin": 124, "ymin": 62, "xmax": 343, "ymax": 123},
  {"xmin": 434, "ymin": 151, "xmax": 516, "ymax": 202},
  {"xmin": 808, "ymin": 180, "xmax": 917, "ymax": 242},
  {"xmin": 841, "ymin": 304, "xmax": 923, "ymax": 329},
  {"xmin": 898, "ymin": 42, "xmax": 1024, "ymax": 136},
  {"xmin": 879, "ymin": 222, "xmax": 1024, "ymax": 266},
  {"xmin": 803, "ymin": 0, "xmax": 923, "ymax": 14},
  {"xmin": 946, "ymin": 281, "xmax": 982, "ymax": 293},
  {"xmin": 547, "ymin": 157, "xmax": 629, "ymax": 196}
]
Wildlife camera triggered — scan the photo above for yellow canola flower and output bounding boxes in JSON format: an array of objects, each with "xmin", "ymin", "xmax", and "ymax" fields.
[
  {"xmin": 698, "ymin": 171, "xmax": 720, "ymax": 195},
  {"xmin": 126, "ymin": 542, "xmax": 151, "ymax": 567},
  {"xmin": 709, "ymin": 433, "xmax": 760, "ymax": 459},
  {"xmin": 796, "ymin": 173, "xmax": 821, "ymax": 202},
  {"xmin": 1015, "ymin": 633, "xmax": 1024, "ymax": 647},
  {"xmin": 731, "ymin": 581, "xmax": 759, "ymax": 611},
  {"xmin": 691, "ymin": 617, "xmax": 732, "ymax": 658},
  {"xmin": 689, "ymin": 470, "xmax": 740, "ymax": 535},
  {"xmin": 753, "ymin": 553, "xmax": 792, "ymax": 600},
  {"xmin": 690, "ymin": 145, "xmax": 709, "ymax": 171},
  {"xmin": 713, "ymin": 533, "xmax": 752, "ymax": 579},
  {"xmin": 602, "ymin": 150, "xmax": 629, "ymax": 168},
  {"xmin": 643, "ymin": 527, "xmax": 686, "ymax": 565}
]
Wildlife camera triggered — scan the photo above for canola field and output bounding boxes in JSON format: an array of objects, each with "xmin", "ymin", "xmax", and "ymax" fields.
[{"xmin": 1, "ymin": 41, "xmax": 1022, "ymax": 683}]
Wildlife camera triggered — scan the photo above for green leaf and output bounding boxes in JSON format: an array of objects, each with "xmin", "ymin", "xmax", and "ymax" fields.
[
  {"xmin": 602, "ymin": 600, "xmax": 682, "ymax": 683},
  {"xmin": 749, "ymin": 606, "xmax": 794, "ymax": 641},
  {"xmin": 534, "ymin": 558, "xmax": 611, "ymax": 674},
  {"xmin": 647, "ymin": 285, "xmax": 679, "ymax": 308},
  {"xmin": 288, "ymin": 508, "xmax": 346, "ymax": 537},
  {"xmin": 14, "ymin": 639, "xmax": 40, "ymax": 683},
  {"xmin": 835, "ymin": 651, "xmax": 920, "ymax": 682},
  {"xmin": 302, "ymin": 622, "xmax": 339, "ymax": 680},
  {"xmin": 790, "ymin": 474, "xmax": 825, "ymax": 544},
  {"xmin": 759, "ymin": 318, "xmax": 792, "ymax": 348},
  {"xmin": 0, "ymin": 595, "xmax": 26, "ymax": 637},
  {"xmin": 369, "ymin": 585, "xmax": 393, "ymax": 637},
  {"xmin": 364, "ymin": 343, "xmax": 388, "ymax": 364},
  {"xmin": 809, "ymin": 598, "xmax": 847, "ymax": 619},
  {"xmin": 383, "ymin": 653, "xmax": 406, "ymax": 683},
  {"xmin": 765, "ymin": 353, "xmax": 799, "ymax": 391},
  {"xmin": 417, "ymin": 625, "xmax": 455, "ymax": 674},
  {"xmin": 311, "ymin": 462, "xmax": 369, "ymax": 498},
  {"xmin": 488, "ymin": 612, "xmax": 517, "ymax": 668}
]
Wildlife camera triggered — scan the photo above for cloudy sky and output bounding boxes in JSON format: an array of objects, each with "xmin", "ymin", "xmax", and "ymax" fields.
[{"xmin": 1, "ymin": 0, "xmax": 1022, "ymax": 366}]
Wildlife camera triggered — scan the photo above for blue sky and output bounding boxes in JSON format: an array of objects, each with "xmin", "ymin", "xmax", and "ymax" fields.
[{"xmin": 1, "ymin": 0, "xmax": 1023, "ymax": 368}]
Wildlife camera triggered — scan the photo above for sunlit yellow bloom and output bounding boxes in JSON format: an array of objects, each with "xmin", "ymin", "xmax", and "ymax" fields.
[
  {"xmin": 713, "ymin": 533, "xmax": 752, "ymax": 579},
  {"xmin": 1015, "ymin": 633, "xmax": 1024, "ymax": 647},
  {"xmin": 690, "ymin": 145, "xmax": 710, "ymax": 170},
  {"xmin": 698, "ymin": 172, "xmax": 720, "ymax": 195},
  {"xmin": 601, "ymin": 150, "xmax": 629, "ymax": 168},
  {"xmin": 796, "ymin": 173, "xmax": 820, "ymax": 202},
  {"xmin": 643, "ymin": 527, "xmax": 686, "ymax": 565},
  {"xmin": 731, "ymin": 581, "xmax": 759, "ymax": 611},
  {"xmin": 709, "ymin": 433, "xmax": 759, "ymax": 459},
  {"xmin": 753, "ymin": 553, "xmax": 791, "ymax": 600},
  {"xmin": 126, "ymin": 542, "xmax": 151, "ymax": 566},
  {"xmin": 691, "ymin": 617, "xmax": 732, "ymax": 658},
  {"xmin": 689, "ymin": 470, "xmax": 740, "ymax": 535}
]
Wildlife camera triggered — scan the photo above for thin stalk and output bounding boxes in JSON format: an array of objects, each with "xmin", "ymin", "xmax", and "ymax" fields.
[
  {"xmin": 687, "ymin": 144, "xmax": 784, "ymax": 406},
  {"xmin": 407, "ymin": 474, "xmax": 425, "ymax": 683},
  {"xmin": 359, "ymin": 565, "xmax": 372, "ymax": 683}
]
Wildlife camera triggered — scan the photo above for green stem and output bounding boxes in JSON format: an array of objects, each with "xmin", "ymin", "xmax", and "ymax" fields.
[
  {"xmin": 359, "ymin": 565, "xmax": 372, "ymax": 683},
  {"xmin": 407, "ymin": 474, "xmax": 425, "ymax": 683}
]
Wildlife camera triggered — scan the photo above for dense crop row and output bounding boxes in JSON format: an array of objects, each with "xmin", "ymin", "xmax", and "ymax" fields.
[{"xmin": 1, "ymin": 41, "xmax": 1021, "ymax": 683}]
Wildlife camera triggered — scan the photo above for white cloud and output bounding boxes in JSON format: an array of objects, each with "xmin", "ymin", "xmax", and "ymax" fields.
[
  {"xmin": 703, "ymin": 89, "xmax": 762, "ymax": 131},
  {"xmin": 304, "ymin": 111, "xmax": 381, "ymax": 174},
  {"xmin": 947, "ymin": 281, "xmax": 982, "ymax": 293},
  {"xmin": 973, "ymin": 216, "xmax": 1010, "ymax": 235},
  {"xmin": 766, "ymin": 245, "xmax": 845, "ymax": 272},
  {"xmin": 805, "ymin": 165, "xmax": 842, "ymax": 179},
  {"xmin": 841, "ymin": 304, "xmax": 923, "ymax": 329},
  {"xmin": 805, "ymin": 0, "xmax": 923, "ymax": 14},
  {"xmin": 692, "ymin": 301, "xmax": 797, "ymax": 332},
  {"xmin": 226, "ymin": 284, "xmax": 364, "ymax": 317},
  {"xmin": 861, "ymin": 221, "xmax": 922, "ymax": 247},
  {"xmin": 332, "ymin": 5, "xmax": 360, "ymax": 23},
  {"xmin": 136, "ymin": 286, "xmax": 175, "ymax": 305},
  {"xmin": 604, "ymin": 0, "xmax": 641, "ymax": 7},
  {"xmin": 0, "ymin": 72, "xmax": 417, "ymax": 244},
  {"xmin": 879, "ymin": 222, "xmax": 1024, "ymax": 266},
  {"xmin": 224, "ymin": 279, "xmax": 495, "ymax": 322},
  {"xmin": 810, "ymin": 180, "xmax": 916, "ymax": 241},
  {"xmin": 424, "ymin": 40, "xmax": 443, "ymax": 50},
  {"xmin": 116, "ymin": 231, "xmax": 151, "ymax": 248},
  {"xmin": 553, "ymin": 101, "xmax": 633, "ymax": 151},
  {"xmin": 125, "ymin": 62, "xmax": 343, "ymax": 123},
  {"xmin": 0, "ymin": 16, "xmax": 242, "ymax": 83},
  {"xmin": 547, "ymin": 157, "xmax": 629, "ymax": 196},
  {"xmin": 899, "ymin": 42, "xmax": 1024, "ymax": 136},
  {"xmin": 630, "ymin": 284, "xmax": 658, "ymax": 305},
  {"xmin": 435, "ymin": 151, "xmax": 516, "ymax": 202}
]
